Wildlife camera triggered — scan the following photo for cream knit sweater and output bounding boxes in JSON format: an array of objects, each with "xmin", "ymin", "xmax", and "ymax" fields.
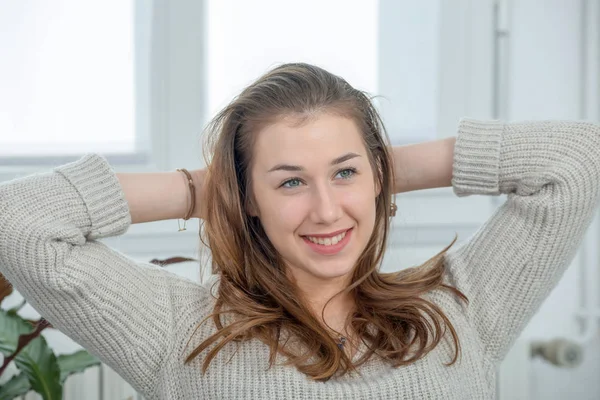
[{"xmin": 1, "ymin": 118, "xmax": 600, "ymax": 399}]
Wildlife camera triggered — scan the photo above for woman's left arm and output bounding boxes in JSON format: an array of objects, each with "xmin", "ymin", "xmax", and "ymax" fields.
[
  {"xmin": 392, "ymin": 118, "xmax": 600, "ymax": 366},
  {"xmin": 391, "ymin": 136, "xmax": 456, "ymax": 194}
]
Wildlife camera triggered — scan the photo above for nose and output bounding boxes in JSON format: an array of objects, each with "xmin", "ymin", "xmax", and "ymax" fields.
[{"xmin": 309, "ymin": 182, "xmax": 342, "ymax": 225}]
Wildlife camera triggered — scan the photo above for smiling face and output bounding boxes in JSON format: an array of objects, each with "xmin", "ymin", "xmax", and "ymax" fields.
[{"xmin": 248, "ymin": 112, "xmax": 381, "ymax": 290}]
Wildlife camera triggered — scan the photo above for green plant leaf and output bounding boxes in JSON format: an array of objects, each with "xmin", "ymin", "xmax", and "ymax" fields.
[
  {"xmin": 56, "ymin": 350, "xmax": 101, "ymax": 385},
  {"xmin": 0, "ymin": 310, "xmax": 30, "ymax": 355},
  {"xmin": 0, "ymin": 372, "xmax": 31, "ymax": 400},
  {"xmin": 0, "ymin": 310, "xmax": 62, "ymax": 400},
  {"xmin": 13, "ymin": 335, "xmax": 62, "ymax": 400}
]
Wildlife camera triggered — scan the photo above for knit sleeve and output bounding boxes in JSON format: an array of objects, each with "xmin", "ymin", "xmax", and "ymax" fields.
[
  {"xmin": 443, "ymin": 118, "xmax": 600, "ymax": 365},
  {"xmin": 0, "ymin": 153, "xmax": 210, "ymax": 397}
]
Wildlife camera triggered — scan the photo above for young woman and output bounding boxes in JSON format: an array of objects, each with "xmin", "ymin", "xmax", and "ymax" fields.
[{"xmin": 1, "ymin": 63, "xmax": 599, "ymax": 399}]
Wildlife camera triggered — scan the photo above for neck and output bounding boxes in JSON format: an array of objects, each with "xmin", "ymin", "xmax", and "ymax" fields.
[
  {"xmin": 290, "ymin": 272, "xmax": 355, "ymax": 333},
  {"xmin": 309, "ymin": 290, "xmax": 354, "ymax": 327}
]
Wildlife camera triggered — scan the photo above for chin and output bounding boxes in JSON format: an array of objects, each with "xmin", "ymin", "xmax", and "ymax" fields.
[{"xmin": 310, "ymin": 265, "xmax": 354, "ymax": 281}]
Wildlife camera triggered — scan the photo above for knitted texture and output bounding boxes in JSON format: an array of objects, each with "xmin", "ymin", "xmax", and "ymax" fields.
[{"xmin": 1, "ymin": 118, "xmax": 599, "ymax": 399}]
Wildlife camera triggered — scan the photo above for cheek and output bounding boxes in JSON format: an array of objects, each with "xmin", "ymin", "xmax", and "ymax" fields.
[
  {"xmin": 260, "ymin": 195, "xmax": 305, "ymax": 233},
  {"xmin": 341, "ymin": 188, "xmax": 378, "ymax": 231},
  {"xmin": 274, "ymin": 203, "xmax": 303, "ymax": 226},
  {"xmin": 341, "ymin": 188, "xmax": 375, "ymax": 212}
]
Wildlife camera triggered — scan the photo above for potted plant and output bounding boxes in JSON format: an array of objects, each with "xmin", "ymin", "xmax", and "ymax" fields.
[{"xmin": 0, "ymin": 273, "xmax": 101, "ymax": 400}]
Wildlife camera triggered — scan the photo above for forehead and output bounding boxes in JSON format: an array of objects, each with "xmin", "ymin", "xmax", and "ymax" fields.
[{"xmin": 252, "ymin": 113, "xmax": 366, "ymax": 168}]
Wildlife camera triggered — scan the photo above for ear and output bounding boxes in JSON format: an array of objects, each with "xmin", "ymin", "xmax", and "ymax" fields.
[
  {"xmin": 374, "ymin": 162, "xmax": 382, "ymax": 197},
  {"xmin": 246, "ymin": 198, "xmax": 260, "ymax": 218}
]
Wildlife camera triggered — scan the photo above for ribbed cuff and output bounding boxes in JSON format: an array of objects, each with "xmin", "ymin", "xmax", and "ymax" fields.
[
  {"xmin": 451, "ymin": 118, "xmax": 504, "ymax": 197},
  {"xmin": 54, "ymin": 153, "xmax": 131, "ymax": 240}
]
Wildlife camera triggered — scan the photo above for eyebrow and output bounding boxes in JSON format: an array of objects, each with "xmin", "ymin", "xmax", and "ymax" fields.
[{"xmin": 267, "ymin": 152, "xmax": 362, "ymax": 173}]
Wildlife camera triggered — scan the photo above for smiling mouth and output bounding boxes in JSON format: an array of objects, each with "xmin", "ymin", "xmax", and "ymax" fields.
[
  {"xmin": 302, "ymin": 228, "xmax": 352, "ymax": 246},
  {"xmin": 301, "ymin": 228, "xmax": 353, "ymax": 255}
]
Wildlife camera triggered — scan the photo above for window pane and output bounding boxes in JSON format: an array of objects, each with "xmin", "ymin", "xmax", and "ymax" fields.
[
  {"xmin": 206, "ymin": 0, "xmax": 378, "ymax": 118},
  {"xmin": 0, "ymin": 1, "xmax": 141, "ymax": 156},
  {"xmin": 378, "ymin": 1, "xmax": 440, "ymax": 144},
  {"xmin": 207, "ymin": 0, "xmax": 440, "ymax": 144}
]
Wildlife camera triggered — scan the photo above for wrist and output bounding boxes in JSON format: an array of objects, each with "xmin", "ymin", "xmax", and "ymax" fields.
[
  {"xmin": 190, "ymin": 169, "xmax": 207, "ymax": 219},
  {"xmin": 392, "ymin": 137, "xmax": 455, "ymax": 194}
]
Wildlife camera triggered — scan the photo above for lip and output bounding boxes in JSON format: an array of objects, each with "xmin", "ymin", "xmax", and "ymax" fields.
[
  {"xmin": 302, "ymin": 228, "xmax": 353, "ymax": 256},
  {"xmin": 301, "ymin": 228, "xmax": 351, "ymax": 239}
]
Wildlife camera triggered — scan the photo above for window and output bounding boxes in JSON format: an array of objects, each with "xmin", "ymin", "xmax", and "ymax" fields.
[
  {"xmin": 206, "ymin": 0, "xmax": 440, "ymax": 145},
  {"xmin": 377, "ymin": 1, "xmax": 441, "ymax": 144},
  {"xmin": 1, "ymin": 1, "xmax": 443, "ymax": 171},
  {"xmin": 0, "ymin": 1, "xmax": 151, "ymax": 161},
  {"xmin": 206, "ymin": 0, "xmax": 378, "ymax": 118}
]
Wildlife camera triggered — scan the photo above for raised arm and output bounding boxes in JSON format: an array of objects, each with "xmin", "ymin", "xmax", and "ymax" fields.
[
  {"xmin": 430, "ymin": 118, "xmax": 600, "ymax": 365},
  {"xmin": 0, "ymin": 154, "xmax": 213, "ymax": 398}
]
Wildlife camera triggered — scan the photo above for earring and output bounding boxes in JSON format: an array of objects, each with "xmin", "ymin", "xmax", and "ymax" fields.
[{"xmin": 390, "ymin": 202, "xmax": 397, "ymax": 217}]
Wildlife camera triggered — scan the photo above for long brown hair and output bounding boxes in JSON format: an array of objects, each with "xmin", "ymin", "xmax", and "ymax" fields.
[{"xmin": 185, "ymin": 63, "xmax": 468, "ymax": 381}]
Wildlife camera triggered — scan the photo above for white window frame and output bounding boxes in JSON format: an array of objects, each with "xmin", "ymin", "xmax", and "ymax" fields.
[
  {"xmin": 0, "ymin": 0, "xmax": 509, "ymax": 180},
  {"xmin": 0, "ymin": 0, "xmax": 208, "ymax": 181}
]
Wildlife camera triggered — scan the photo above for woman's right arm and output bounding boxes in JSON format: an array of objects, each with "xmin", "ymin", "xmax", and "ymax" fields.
[{"xmin": 0, "ymin": 154, "xmax": 212, "ymax": 398}]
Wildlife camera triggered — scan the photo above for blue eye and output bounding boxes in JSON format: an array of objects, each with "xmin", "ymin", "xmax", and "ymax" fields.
[
  {"xmin": 282, "ymin": 178, "xmax": 302, "ymax": 188},
  {"xmin": 280, "ymin": 168, "xmax": 357, "ymax": 189},
  {"xmin": 336, "ymin": 168, "xmax": 356, "ymax": 179}
]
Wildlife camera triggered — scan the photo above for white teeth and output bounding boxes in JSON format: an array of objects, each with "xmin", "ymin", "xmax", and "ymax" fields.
[{"xmin": 306, "ymin": 230, "xmax": 347, "ymax": 246}]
